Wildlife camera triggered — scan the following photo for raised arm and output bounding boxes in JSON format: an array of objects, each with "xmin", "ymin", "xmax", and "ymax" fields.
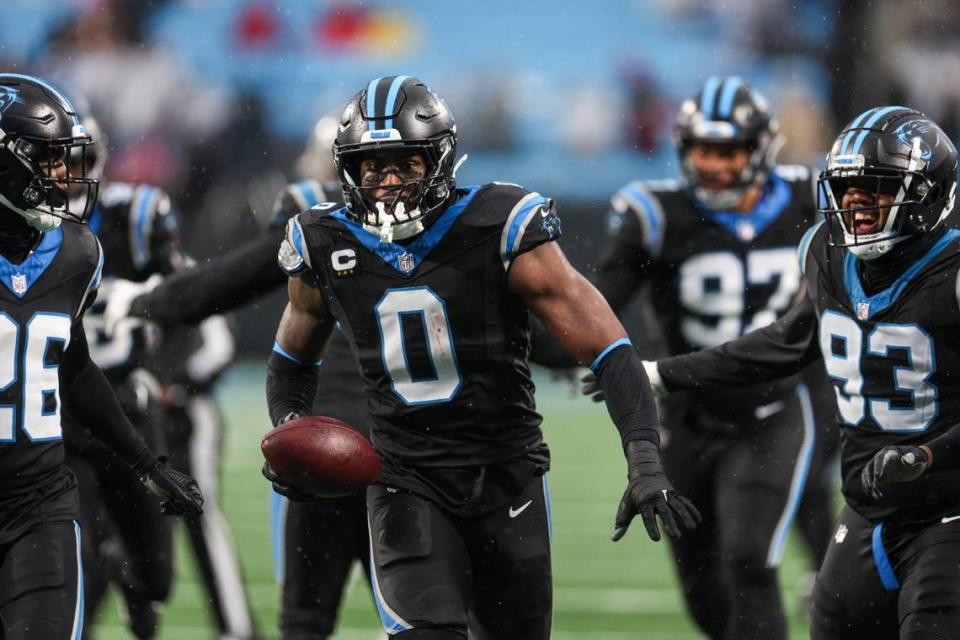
[
  {"xmin": 653, "ymin": 296, "xmax": 822, "ymax": 394},
  {"xmin": 508, "ymin": 241, "xmax": 700, "ymax": 541}
]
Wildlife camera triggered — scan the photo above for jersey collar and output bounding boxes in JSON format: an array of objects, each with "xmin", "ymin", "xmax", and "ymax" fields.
[
  {"xmin": 331, "ymin": 186, "xmax": 481, "ymax": 275},
  {"xmin": 0, "ymin": 226, "xmax": 64, "ymax": 298},
  {"xmin": 844, "ymin": 228, "xmax": 960, "ymax": 320},
  {"xmin": 696, "ymin": 173, "xmax": 791, "ymax": 242}
]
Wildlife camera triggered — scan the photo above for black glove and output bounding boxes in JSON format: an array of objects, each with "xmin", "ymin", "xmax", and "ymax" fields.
[
  {"xmin": 262, "ymin": 462, "xmax": 319, "ymax": 502},
  {"xmin": 861, "ymin": 445, "xmax": 930, "ymax": 500},
  {"xmin": 613, "ymin": 439, "xmax": 700, "ymax": 542},
  {"xmin": 138, "ymin": 457, "xmax": 204, "ymax": 516}
]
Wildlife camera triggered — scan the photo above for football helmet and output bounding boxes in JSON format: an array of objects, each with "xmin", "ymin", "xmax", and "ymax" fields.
[
  {"xmin": 0, "ymin": 74, "xmax": 98, "ymax": 231},
  {"xmin": 818, "ymin": 106, "xmax": 957, "ymax": 260},
  {"xmin": 674, "ymin": 76, "xmax": 781, "ymax": 209},
  {"xmin": 333, "ymin": 76, "xmax": 457, "ymax": 233}
]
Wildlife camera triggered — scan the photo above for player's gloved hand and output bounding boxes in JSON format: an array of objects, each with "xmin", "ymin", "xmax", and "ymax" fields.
[
  {"xmin": 262, "ymin": 462, "xmax": 320, "ymax": 502},
  {"xmin": 262, "ymin": 411, "xmax": 319, "ymax": 501},
  {"xmin": 861, "ymin": 445, "xmax": 931, "ymax": 500},
  {"xmin": 613, "ymin": 439, "xmax": 700, "ymax": 542},
  {"xmin": 580, "ymin": 371, "xmax": 604, "ymax": 403},
  {"xmin": 102, "ymin": 275, "xmax": 162, "ymax": 337},
  {"xmin": 139, "ymin": 456, "xmax": 204, "ymax": 516}
]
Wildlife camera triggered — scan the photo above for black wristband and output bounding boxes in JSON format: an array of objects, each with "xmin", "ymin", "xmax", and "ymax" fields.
[
  {"xmin": 592, "ymin": 340, "xmax": 660, "ymax": 447},
  {"xmin": 266, "ymin": 347, "xmax": 320, "ymax": 426}
]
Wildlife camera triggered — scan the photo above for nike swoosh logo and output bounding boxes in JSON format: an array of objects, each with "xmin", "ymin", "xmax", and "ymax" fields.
[
  {"xmin": 508, "ymin": 500, "xmax": 533, "ymax": 518},
  {"xmin": 942, "ymin": 514, "xmax": 960, "ymax": 524}
]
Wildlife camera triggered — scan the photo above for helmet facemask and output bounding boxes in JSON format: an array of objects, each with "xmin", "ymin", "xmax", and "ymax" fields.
[
  {"xmin": 336, "ymin": 133, "xmax": 455, "ymax": 241},
  {"xmin": 0, "ymin": 126, "xmax": 99, "ymax": 231},
  {"xmin": 819, "ymin": 137, "xmax": 956, "ymax": 260}
]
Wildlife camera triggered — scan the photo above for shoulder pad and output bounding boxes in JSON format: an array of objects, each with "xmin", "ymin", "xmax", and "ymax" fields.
[
  {"xmin": 797, "ymin": 219, "xmax": 827, "ymax": 275},
  {"xmin": 278, "ymin": 214, "xmax": 311, "ymax": 276},
  {"xmin": 774, "ymin": 165, "xmax": 812, "ymax": 182},
  {"xmin": 124, "ymin": 184, "xmax": 173, "ymax": 269},
  {"xmin": 610, "ymin": 180, "xmax": 666, "ymax": 258},
  {"xmin": 98, "ymin": 182, "xmax": 136, "ymax": 208}
]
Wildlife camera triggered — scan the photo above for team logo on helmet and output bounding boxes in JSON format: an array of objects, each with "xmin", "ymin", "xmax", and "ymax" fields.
[
  {"xmin": 0, "ymin": 86, "xmax": 22, "ymax": 120},
  {"xmin": 892, "ymin": 119, "xmax": 940, "ymax": 161}
]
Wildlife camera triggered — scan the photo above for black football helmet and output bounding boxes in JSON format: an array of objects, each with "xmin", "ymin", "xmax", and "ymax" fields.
[
  {"xmin": 0, "ymin": 74, "xmax": 98, "ymax": 230},
  {"xmin": 674, "ymin": 76, "xmax": 781, "ymax": 209},
  {"xmin": 333, "ymin": 76, "xmax": 457, "ymax": 230},
  {"xmin": 818, "ymin": 106, "xmax": 957, "ymax": 260}
]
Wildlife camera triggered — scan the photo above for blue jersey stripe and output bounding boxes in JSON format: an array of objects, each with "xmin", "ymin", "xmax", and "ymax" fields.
[
  {"xmin": 134, "ymin": 186, "xmax": 158, "ymax": 268},
  {"xmin": 504, "ymin": 195, "xmax": 547, "ymax": 265},
  {"xmin": 295, "ymin": 181, "xmax": 320, "ymax": 209},
  {"xmin": 623, "ymin": 184, "xmax": 664, "ymax": 256},
  {"xmin": 844, "ymin": 228, "xmax": 960, "ymax": 319},
  {"xmin": 72, "ymin": 521, "xmax": 85, "ymax": 640},
  {"xmin": 384, "ymin": 75, "xmax": 410, "ymax": 129},
  {"xmin": 589, "ymin": 338, "xmax": 632, "ymax": 372},
  {"xmin": 871, "ymin": 523, "xmax": 900, "ymax": 591},
  {"xmin": 269, "ymin": 490, "xmax": 287, "ymax": 584},
  {"xmin": 700, "ymin": 76, "xmax": 722, "ymax": 119},
  {"xmin": 797, "ymin": 219, "xmax": 825, "ymax": 274},
  {"xmin": 717, "ymin": 76, "xmax": 744, "ymax": 118},
  {"xmin": 366, "ymin": 77, "xmax": 382, "ymax": 131}
]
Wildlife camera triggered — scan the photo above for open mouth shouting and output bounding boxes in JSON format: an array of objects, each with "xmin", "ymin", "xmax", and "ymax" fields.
[{"xmin": 844, "ymin": 208, "xmax": 885, "ymax": 236}]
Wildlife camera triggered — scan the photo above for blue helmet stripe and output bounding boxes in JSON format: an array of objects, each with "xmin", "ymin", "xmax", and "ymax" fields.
[
  {"xmin": 384, "ymin": 75, "xmax": 410, "ymax": 130},
  {"xmin": 839, "ymin": 107, "xmax": 880, "ymax": 155},
  {"xmin": 699, "ymin": 76, "xmax": 722, "ymax": 119},
  {"xmin": 717, "ymin": 76, "xmax": 744, "ymax": 118},
  {"xmin": 850, "ymin": 106, "xmax": 906, "ymax": 155},
  {"xmin": 366, "ymin": 77, "xmax": 382, "ymax": 131}
]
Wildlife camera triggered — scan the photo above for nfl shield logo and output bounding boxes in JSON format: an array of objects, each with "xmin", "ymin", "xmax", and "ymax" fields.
[
  {"xmin": 857, "ymin": 302, "xmax": 870, "ymax": 320},
  {"xmin": 398, "ymin": 252, "xmax": 415, "ymax": 274},
  {"xmin": 11, "ymin": 274, "xmax": 26, "ymax": 295}
]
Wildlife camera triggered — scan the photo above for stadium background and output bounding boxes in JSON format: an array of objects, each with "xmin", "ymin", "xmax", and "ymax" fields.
[{"xmin": 0, "ymin": 0, "xmax": 957, "ymax": 637}]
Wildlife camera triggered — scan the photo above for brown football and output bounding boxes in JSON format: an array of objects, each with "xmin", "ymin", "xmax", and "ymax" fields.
[{"xmin": 261, "ymin": 416, "xmax": 380, "ymax": 497}]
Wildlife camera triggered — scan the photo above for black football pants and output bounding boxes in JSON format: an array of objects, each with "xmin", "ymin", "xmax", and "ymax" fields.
[
  {"xmin": 663, "ymin": 383, "xmax": 816, "ymax": 640},
  {"xmin": 811, "ymin": 504, "xmax": 960, "ymax": 639},
  {"xmin": 0, "ymin": 519, "xmax": 83, "ymax": 640},
  {"xmin": 366, "ymin": 473, "xmax": 553, "ymax": 639}
]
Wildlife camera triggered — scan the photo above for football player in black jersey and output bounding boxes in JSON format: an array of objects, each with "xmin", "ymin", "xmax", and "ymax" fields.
[
  {"xmin": 585, "ymin": 78, "xmax": 825, "ymax": 639},
  {"xmin": 0, "ymin": 73, "xmax": 202, "ymax": 640},
  {"xmin": 94, "ymin": 116, "xmax": 375, "ymax": 639},
  {"xmin": 265, "ymin": 75, "xmax": 700, "ymax": 640},
  {"xmin": 67, "ymin": 112, "xmax": 258, "ymax": 640},
  {"xmin": 644, "ymin": 107, "xmax": 960, "ymax": 638}
]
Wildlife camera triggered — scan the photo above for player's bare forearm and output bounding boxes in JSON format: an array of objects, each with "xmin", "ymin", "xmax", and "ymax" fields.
[
  {"xmin": 509, "ymin": 242, "xmax": 627, "ymax": 364},
  {"xmin": 275, "ymin": 276, "xmax": 337, "ymax": 362}
]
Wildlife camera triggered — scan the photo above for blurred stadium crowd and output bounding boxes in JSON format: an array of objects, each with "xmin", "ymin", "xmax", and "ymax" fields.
[{"xmin": 2, "ymin": 0, "xmax": 959, "ymax": 353}]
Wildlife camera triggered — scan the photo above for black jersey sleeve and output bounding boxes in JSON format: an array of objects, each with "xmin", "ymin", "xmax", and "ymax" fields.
[
  {"xmin": 657, "ymin": 296, "xmax": 822, "ymax": 392},
  {"xmin": 498, "ymin": 188, "xmax": 561, "ymax": 272},
  {"xmin": 60, "ymin": 319, "xmax": 155, "ymax": 470},
  {"xmin": 592, "ymin": 181, "xmax": 662, "ymax": 313},
  {"xmin": 130, "ymin": 227, "xmax": 286, "ymax": 326},
  {"xmin": 75, "ymin": 234, "xmax": 105, "ymax": 318}
]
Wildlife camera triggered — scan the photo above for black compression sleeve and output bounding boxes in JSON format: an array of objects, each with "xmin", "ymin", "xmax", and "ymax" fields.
[
  {"xmin": 130, "ymin": 228, "xmax": 287, "ymax": 326},
  {"xmin": 60, "ymin": 324, "xmax": 156, "ymax": 471},
  {"xmin": 266, "ymin": 349, "xmax": 321, "ymax": 426},
  {"xmin": 593, "ymin": 341, "xmax": 660, "ymax": 447},
  {"xmin": 658, "ymin": 297, "xmax": 821, "ymax": 392}
]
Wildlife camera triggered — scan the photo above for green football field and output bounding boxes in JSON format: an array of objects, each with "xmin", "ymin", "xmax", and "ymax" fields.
[{"xmin": 91, "ymin": 363, "xmax": 822, "ymax": 639}]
